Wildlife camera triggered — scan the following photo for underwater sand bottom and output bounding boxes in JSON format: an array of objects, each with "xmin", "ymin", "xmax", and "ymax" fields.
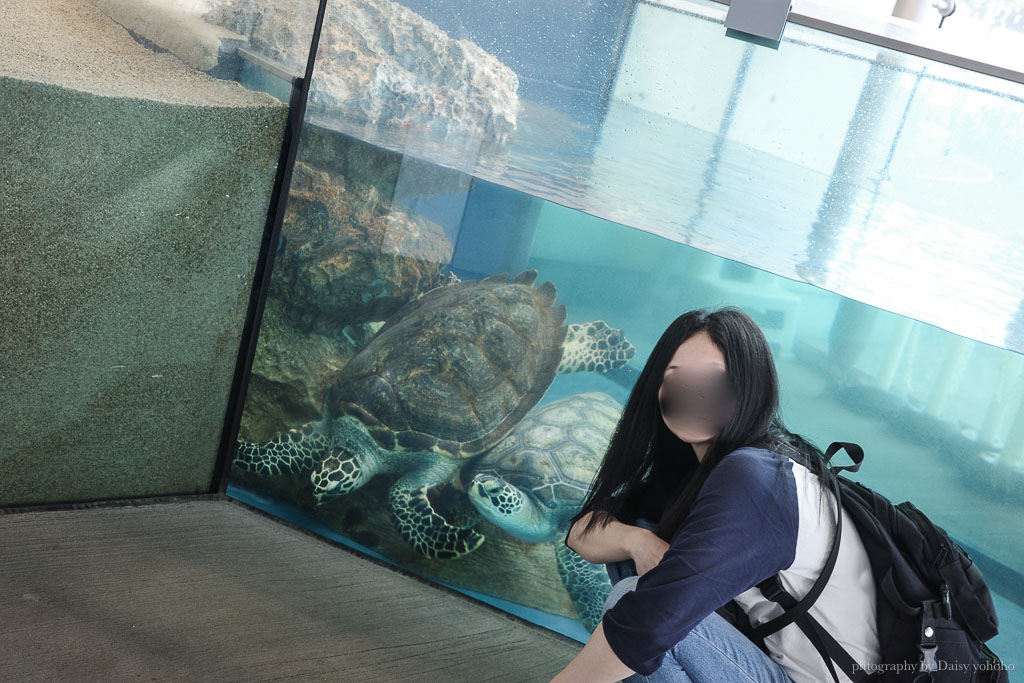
[
  {"xmin": 0, "ymin": 0, "xmax": 276, "ymax": 106},
  {"xmin": 0, "ymin": 499, "xmax": 580, "ymax": 682}
]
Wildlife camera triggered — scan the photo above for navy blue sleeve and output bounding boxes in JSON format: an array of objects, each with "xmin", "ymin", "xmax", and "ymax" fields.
[{"xmin": 600, "ymin": 448, "xmax": 799, "ymax": 676}]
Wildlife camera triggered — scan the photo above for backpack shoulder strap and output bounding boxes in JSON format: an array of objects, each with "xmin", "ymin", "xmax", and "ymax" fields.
[
  {"xmin": 749, "ymin": 442, "xmax": 863, "ymax": 641},
  {"xmin": 758, "ymin": 576, "xmax": 877, "ymax": 683}
]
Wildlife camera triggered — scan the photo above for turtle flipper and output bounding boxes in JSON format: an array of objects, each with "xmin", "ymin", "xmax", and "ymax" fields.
[
  {"xmin": 554, "ymin": 527, "xmax": 613, "ymax": 632},
  {"xmin": 389, "ymin": 473, "xmax": 485, "ymax": 559},
  {"xmin": 434, "ymin": 485, "xmax": 483, "ymax": 530},
  {"xmin": 558, "ymin": 321, "xmax": 636, "ymax": 374},
  {"xmin": 233, "ymin": 422, "xmax": 330, "ymax": 476}
]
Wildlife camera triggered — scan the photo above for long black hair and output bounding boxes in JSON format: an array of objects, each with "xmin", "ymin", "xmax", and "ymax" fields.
[{"xmin": 567, "ymin": 307, "xmax": 837, "ymax": 544}]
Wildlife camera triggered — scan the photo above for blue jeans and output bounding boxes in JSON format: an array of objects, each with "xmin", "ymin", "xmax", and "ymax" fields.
[{"xmin": 603, "ymin": 518, "xmax": 792, "ymax": 683}]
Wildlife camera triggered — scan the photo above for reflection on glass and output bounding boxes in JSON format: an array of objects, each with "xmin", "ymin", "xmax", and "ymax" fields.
[
  {"xmin": 224, "ymin": 0, "xmax": 1021, "ymax": 666},
  {"xmin": 252, "ymin": 0, "xmax": 1024, "ymax": 356}
]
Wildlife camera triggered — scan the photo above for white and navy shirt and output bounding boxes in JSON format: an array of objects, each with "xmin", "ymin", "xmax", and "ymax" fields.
[{"xmin": 596, "ymin": 446, "xmax": 882, "ymax": 681}]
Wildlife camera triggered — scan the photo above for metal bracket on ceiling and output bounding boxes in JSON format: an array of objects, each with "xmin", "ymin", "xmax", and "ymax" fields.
[{"xmin": 724, "ymin": 0, "xmax": 793, "ymax": 49}]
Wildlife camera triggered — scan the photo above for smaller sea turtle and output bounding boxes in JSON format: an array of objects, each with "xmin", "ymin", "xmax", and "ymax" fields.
[{"xmin": 453, "ymin": 392, "xmax": 622, "ymax": 631}]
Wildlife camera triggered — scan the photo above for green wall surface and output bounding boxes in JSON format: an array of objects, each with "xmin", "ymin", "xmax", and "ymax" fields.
[{"xmin": 0, "ymin": 74, "xmax": 287, "ymax": 505}]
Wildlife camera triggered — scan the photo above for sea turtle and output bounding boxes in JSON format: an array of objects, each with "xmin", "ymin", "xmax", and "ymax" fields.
[
  {"xmin": 448, "ymin": 391, "xmax": 622, "ymax": 631},
  {"xmin": 233, "ymin": 270, "xmax": 635, "ymax": 560}
]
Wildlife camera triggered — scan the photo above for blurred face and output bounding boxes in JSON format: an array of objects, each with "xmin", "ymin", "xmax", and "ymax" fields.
[{"xmin": 658, "ymin": 331, "xmax": 736, "ymax": 458}]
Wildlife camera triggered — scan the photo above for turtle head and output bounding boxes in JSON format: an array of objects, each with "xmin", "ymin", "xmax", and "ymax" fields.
[
  {"xmin": 559, "ymin": 321, "xmax": 637, "ymax": 374},
  {"xmin": 468, "ymin": 474, "xmax": 548, "ymax": 542},
  {"xmin": 310, "ymin": 448, "xmax": 370, "ymax": 505}
]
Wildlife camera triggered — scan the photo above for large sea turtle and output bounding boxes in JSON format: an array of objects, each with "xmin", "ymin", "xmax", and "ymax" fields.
[
  {"xmin": 446, "ymin": 392, "xmax": 620, "ymax": 631},
  {"xmin": 234, "ymin": 270, "xmax": 635, "ymax": 559}
]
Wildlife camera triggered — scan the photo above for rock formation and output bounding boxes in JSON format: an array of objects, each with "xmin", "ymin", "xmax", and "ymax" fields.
[{"xmin": 206, "ymin": 0, "xmax": 519, "ymax": 144}]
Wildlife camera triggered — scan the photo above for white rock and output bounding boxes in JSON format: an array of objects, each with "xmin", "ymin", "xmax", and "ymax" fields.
[{"xmin": 206, "ymin": 0, "xmax": 519, "ymax": 144}]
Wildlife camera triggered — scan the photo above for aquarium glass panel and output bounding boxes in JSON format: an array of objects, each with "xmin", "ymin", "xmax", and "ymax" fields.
[
  {"xmin": 226, "ymin": 0, "xmax": 1023, "ymax": 668},
  {"xmin": 0, "ymin": 0, "xmax": 318, "ymax": 505},
  {"xmin": 283, "ymin": 0, "xmax": 1024, "ymax": 356}
]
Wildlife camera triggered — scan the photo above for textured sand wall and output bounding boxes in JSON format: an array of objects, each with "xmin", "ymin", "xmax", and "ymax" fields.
[{"xmin": 0, "ymin": 0, "xmax": 289, "ymax": 504}]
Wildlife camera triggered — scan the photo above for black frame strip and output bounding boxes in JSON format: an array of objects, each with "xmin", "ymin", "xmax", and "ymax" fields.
[{"xmin": 210, "ymin": 0, "xmax": 331, "ymax": 494}]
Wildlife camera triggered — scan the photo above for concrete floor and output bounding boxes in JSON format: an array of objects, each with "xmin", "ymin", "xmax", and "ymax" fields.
[{"xmin": 0, "ymin": 498, "xmax": 581, "ymax": 682}]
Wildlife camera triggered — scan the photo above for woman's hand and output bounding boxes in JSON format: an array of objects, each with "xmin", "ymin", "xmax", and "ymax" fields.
[{"xmin": 627, "ymin": 527, "xmax": 670, "ymax": 576}]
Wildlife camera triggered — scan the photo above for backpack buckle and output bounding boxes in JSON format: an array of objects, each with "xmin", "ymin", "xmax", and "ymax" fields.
[
  {"xmin": 758, "ymin": 575, "xmax": 786, "ymax": 602},
  {"xmin": 920, "ymin": 645, "xmax": 939, "ymax": 672},
  {"xmin": 919, "ymin": 601, "xmax": 939, "ymax": 672}
]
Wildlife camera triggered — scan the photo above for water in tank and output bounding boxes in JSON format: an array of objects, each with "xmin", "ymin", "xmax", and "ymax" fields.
[{"xmin": 219, "ymin": 0, "xmax": 1024, "ymax": 669}]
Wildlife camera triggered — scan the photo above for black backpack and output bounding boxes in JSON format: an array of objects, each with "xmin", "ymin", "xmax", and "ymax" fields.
[{"xmin": 719, "ymin": 442, "xmax": 1009, "ymax": 682}]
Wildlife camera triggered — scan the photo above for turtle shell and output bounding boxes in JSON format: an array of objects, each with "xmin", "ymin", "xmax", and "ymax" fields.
[
  {"xmin": 467, "ymin": 392, "xmax": 623, "ymax": 513},
  {"xmin": 325, "ymin": 270, "xmax": 567, "ymax": 459}
]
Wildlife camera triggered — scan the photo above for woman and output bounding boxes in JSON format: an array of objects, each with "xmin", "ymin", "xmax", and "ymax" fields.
[{"xmin": 550, "ymin": 308, "xmax": 881, "ymax": 683}]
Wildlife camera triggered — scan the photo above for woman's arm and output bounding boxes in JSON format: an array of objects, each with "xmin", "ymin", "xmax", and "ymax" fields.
[
  {"xmin": 565, "ymin": 511, "xmax": 642, "ymax": 564},
  {"xmin": 598, "ymin": 449, "xmax": 800, "ymax": 676},
  {"xmin": 549, "ymin": 621, "xmax": 636, "ymax": 683}
]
